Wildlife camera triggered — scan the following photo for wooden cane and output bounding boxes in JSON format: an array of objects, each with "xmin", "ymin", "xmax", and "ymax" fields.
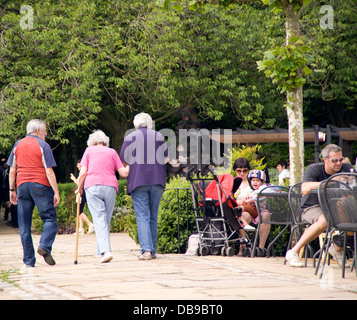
[{"xmin": 74, "ymin": 193, "xmax": 81, "ymax": 264}]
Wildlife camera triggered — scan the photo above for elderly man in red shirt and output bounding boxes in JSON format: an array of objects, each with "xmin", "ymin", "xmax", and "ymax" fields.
[{"xmin": 7, "ymin": 119, "xmax": 60, "ymax": 267}]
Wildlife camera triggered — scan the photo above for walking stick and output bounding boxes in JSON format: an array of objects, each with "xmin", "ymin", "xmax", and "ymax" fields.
[{"xmin": 74, "ymin": 192, "xmax": 81, "ymax": 264}]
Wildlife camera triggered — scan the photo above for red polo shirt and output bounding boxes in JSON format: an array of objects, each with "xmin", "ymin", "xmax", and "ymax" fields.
[{"xmin": 7, "ymin": 135, "xmax": 57, "ymax": 187}]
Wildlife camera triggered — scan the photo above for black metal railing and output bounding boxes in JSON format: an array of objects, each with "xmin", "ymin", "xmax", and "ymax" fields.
[{"xmin": 161, "ymin": 187, "xmax": 192, "ymax": 253}]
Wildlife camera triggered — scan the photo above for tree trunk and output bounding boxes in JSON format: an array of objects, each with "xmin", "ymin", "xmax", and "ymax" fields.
[
  {"xmin": 285, "ymin": 2, "xmax": 304, "ymax": 184},
  {"xmin": 97, "ymin": 105, "xmax": 135, "ymax": 152}
]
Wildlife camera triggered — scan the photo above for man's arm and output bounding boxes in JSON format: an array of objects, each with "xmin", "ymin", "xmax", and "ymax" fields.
[
  {"xmin": 300, "ymin": 164, "xmax": 324, "ymax": 196},
  {"xmin": 301, "ymin": 181, "xmax": 321, "ymax": 195},
  {"xmin": 9, "ymin": 166, "xmax": 17, "ymax": 205},
  {"xmin": 45, "ymin": 167, "xmax": 60, "ymax": 207}
]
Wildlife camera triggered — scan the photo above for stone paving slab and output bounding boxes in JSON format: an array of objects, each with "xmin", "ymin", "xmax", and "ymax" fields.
[{"xmin": 0, "ymin": 217, "xmax": 357, "ymax": 303}]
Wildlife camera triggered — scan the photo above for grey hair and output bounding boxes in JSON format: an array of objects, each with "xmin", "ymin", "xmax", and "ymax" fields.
[
  {"xmin": 320, "ymin": 144, "xmax": 342, "ymax": 159},
  {"xmin": 87, "ymin": 130, "xmax": 110, "ymax": 147},
  {"xmin": 26, "ymin": 119, "xmax": 46, "ymax": 135},
  {"xmin": 133, "ymin": 112, "xmax": 153, "ymax": 129}
]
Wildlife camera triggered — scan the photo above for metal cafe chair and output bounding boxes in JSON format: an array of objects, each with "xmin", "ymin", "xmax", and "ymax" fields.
[
  {"xmin": 287, "ymin": 182, "xmax": 314, "ymax": 267},
  {"xmin": 316, "ymin": 172, "xmax": 357, "ymax": 279},
  {"xmin": 251, "ymin": 185, "xmax": 292, "ymax": 258}
]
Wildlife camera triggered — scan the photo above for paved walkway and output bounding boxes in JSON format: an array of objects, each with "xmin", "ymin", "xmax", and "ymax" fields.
[{"xmin": 0, "ymin": 215, "xmax": 356, "ymax": 302}]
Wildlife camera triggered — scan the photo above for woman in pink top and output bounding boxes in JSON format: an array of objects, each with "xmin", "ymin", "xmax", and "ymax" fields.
[{"xmin": 76, "ymin": 130, "xmax": 129, "ymax": 263}]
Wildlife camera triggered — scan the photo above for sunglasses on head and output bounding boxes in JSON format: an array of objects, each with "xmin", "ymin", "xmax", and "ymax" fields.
[{"xmin": 328, "ymin": 157, "xmax": 344, "ymax": 163}]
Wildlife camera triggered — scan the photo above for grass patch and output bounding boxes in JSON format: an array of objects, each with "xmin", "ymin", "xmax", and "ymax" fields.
[{"xmin": 0, "ymin": 269, "xmax": 19, "ymax": 286}]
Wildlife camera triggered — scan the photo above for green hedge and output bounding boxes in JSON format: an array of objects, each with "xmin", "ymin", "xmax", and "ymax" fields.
[{"xmin": 157, "ymin": 177, "xmax": 196, "ymax": 253}]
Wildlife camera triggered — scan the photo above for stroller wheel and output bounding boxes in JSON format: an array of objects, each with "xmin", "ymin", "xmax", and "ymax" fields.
[
  {"xmin": 200, "ymin": 246, "xmax": 209, "ymax": 256},
  {"xmin": 196, "ymin": 247, "xmax": 201, "ymax": 256},
  {"xmin": 225, "ymin": 247, "xmax": 234, "ymax": 257},
  {"xmin": 221, "ymin": 247, "xmax": 227, "ymax": 256}
]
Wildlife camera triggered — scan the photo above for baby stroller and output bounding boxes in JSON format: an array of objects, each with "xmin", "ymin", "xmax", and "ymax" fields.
[{"xmin": 187, "ymin": 166, "xmax": 250, "ymax": 256}]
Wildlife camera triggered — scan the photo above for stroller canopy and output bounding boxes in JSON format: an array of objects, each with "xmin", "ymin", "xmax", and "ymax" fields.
[{"xmin": 203, "ymin": 173, "xmax": 241, "ymax": 207}]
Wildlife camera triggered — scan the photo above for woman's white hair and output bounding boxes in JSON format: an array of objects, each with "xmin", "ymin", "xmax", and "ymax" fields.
[
  {"xmin": 133, "ymin": 112, "xmax": 153, "ymax": 129},
  {"xmin": 26, "ymin": 119, "xmax": 46, "ymax": 135},
  {"xmin": 87, "ymin": 130, "xmax": 110, "ymax": 147}
]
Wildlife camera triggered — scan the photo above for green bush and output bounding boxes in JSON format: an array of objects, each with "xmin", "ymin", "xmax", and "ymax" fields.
[
  {"xmin": 157, "ymin": 177, "xmax": 196, "ymax": 254},
  {"xmin": 117, "ymin": 177, "xmax": 197, "ymax": 254},
  {"xmin": 229, "ymin": 145, "xmax": 266, "ymax": 172},
  {"xmin": 110, "ymin": 180, "xmax": 137, "ymax": 240}
]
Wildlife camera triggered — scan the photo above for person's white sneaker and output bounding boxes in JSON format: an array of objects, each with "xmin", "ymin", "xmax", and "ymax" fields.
[
  {"xmin": 87, "ymin": 224, "xmax": 95, "ymax": 234},
  {"xmin": 285, "ymin": 249, "xmax": 304, "ymax": 267},
  {"xmin": 328, "ymin": 245, "xmax": 349, "ymax": 268},
  {"xmin": 138, "ymin": 251, "xmax": 152, "ymax": 260},
  {"xmin": 244, "ymin": 225, "xmax": 256, "ymax": 232},
  {"xmin": 100, "ymin": 251, "xmax": 113, "ymax": 263},
  {"xmin": 74, "ymin": 228, "xmax": 84, "ymax": 236}
]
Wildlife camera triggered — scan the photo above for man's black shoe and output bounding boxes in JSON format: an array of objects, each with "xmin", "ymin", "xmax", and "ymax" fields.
[
  {"xmin": 333, "ymin": 234, "xmax": 355, "ymax": 249},
  {"xmin": 37, "ymin": 248, "xmax": 56, "ymax": 266}
]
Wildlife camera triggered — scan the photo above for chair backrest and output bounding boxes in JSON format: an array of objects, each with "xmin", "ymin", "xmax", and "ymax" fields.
[
  {"xmin": 317, "ymin": 179, "xmax": 328, "ymax": 223},
  {"xmin": 256, "ymin": 185, "xmax": 291, "ymax": 225},
  {"xmin": 319, "ymin": 172, "xmax": 357, "ymax": 232},
  {"xmin": 288, "ymin": 182, "xmax": 303, "ymax": 224}
]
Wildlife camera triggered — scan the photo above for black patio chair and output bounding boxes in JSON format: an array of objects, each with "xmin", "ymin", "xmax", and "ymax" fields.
[
  {"xmin": 316, "ymin": 172, "xmax": 357, "ymax": 279},
  {"xmin": 251, "ymin": 185, "xmax": 292, "ymax": 258},
  {"xmin": 287, "ymin": 182, "xmax": 314, "ymax": 267}
]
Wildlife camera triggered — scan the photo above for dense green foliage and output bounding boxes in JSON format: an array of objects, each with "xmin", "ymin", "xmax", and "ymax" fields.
[
  {"xmin": 257, "ymin": 35, "xmax": 313, "ymax": 94},
  {"xmin": 157, "ymin": 177, "xmax": 195, "ymax": 253},
  {"xmin": 1, "ymin": 1, "xmax": 356, "ymax": 170},
  {"xmin": 0, "ymin": 0, "xmax": 288, "ymax": 153}
]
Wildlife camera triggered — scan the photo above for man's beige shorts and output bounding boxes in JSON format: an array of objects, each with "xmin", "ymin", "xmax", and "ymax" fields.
[{"xmin": 301, "ymin": 204, "xmax": 323, "ymax": 224}]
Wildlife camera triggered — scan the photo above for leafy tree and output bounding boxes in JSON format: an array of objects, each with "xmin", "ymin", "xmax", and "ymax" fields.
[
  {"xmin": 1, "ymin": 0, "xmax": 356, "ymax": 179},
  {"xmin": 0, "ymin": 0, "xmax": 102, "ymax": 148},
  {"xmin": 301, "ymin": 1, "xmax": 357, "ymax": 128},
  {"xmin": 162, "ymin": 0, "xmax": 312, "ymax": 183},
  {"xmin": 0, "ymin": 0, "xmax": 284, "ymax": 153}
]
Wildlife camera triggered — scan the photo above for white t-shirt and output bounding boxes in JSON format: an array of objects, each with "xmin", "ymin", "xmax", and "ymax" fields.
[
  {"xmin": 234, "ymin": 183, "xmax": 253, "ymax": 201},
  {"xmin": 278, "ymin": 169, "xmax": 290, "ymax": 185}
]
